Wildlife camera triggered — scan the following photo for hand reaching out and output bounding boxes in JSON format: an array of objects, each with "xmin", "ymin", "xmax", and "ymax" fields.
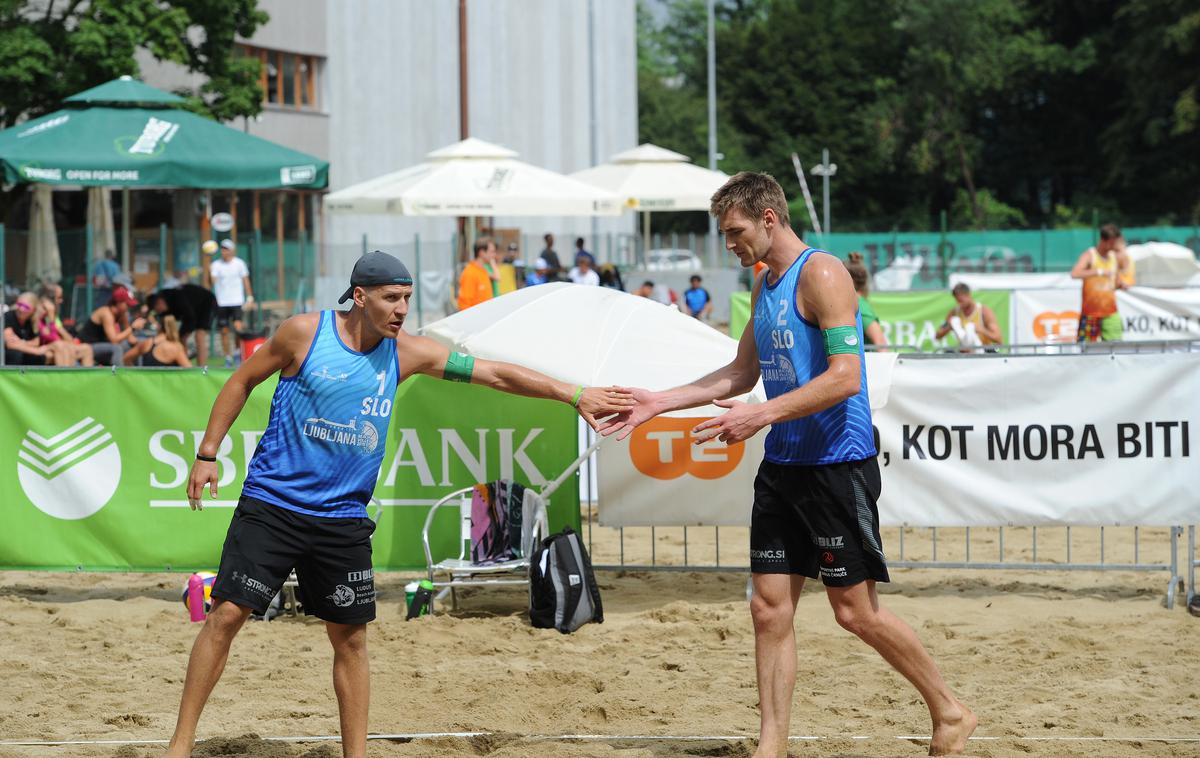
[
  {"xmin": 596, "ymin": 387, "xmax": 662, "ymax": 441},
  {"xmin": 575, "ymin": 386, "xmax": 637, "ymax": 431},
  {"xmin": 691, "ymin": 398, "xmax": 766, "ymax": 445}
]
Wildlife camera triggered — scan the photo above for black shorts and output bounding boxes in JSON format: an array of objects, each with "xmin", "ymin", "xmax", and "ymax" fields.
[
  {"xmin": 215, "ymin": 306, "xmax": 244, "ymax": 328},
  {"xmin": 212, "ymin": 496, "xmax": 377, "ymax": 624},
  {"xmin": 750, "ymin": 458, "xmax": 890, "ymax": 587}
]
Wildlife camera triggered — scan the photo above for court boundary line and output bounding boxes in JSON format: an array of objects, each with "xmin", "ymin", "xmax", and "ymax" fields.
[{"xmin": 4, "ymin": 732, "xmax": 1200, "ymax": 747}]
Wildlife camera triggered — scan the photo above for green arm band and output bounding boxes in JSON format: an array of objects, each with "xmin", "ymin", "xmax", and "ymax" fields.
[
  {"xmin": 444, "ymin": 351, "xmax": 475, "ymax": 383},
  {"xmin": 823, "ymin": 325, "xmax": 861, "ymax": 356}
]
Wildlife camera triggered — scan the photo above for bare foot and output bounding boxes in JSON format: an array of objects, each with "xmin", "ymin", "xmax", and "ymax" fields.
[{"xmin": 929, "ymin": 703, "xmax": 977, "ymax": 755}]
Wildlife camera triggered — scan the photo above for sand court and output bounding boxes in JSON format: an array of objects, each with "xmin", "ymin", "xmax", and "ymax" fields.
[{"xmin": 0, "ymin": 525, "xmax": 1196, "ymax": 758}]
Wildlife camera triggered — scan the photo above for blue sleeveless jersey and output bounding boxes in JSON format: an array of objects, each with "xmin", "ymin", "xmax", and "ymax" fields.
[
  {"xmin": 242, "ymin": 310, "xmax": 399, "ymax": 518},
  {"xmin": 753, "ymin": 249, "xmax": 876, "ymax": 465}
]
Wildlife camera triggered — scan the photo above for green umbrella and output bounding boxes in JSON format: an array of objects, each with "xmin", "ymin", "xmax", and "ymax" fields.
[{"xmin": 0, "ymin": 76, "xmax": 327, "ymax": 189}]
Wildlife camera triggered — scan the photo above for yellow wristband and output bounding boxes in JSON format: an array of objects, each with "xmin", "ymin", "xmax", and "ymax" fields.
[{"xmin": 571, "ymin": 385, "xmax": 585, "ymax": 408}]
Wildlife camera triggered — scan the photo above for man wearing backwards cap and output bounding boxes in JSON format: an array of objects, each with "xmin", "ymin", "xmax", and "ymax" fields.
[{"xmin": 166, "ymin": 251, "xmax": 633, "ymax": 758}]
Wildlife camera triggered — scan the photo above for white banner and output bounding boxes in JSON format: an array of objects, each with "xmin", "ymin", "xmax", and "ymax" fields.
[
  {"xmin": 1011, "ymin": 287, "xmax": 1200, "ymax": 343},
  {"xmin": 597, "ymin": 354, "xmax": 897, "ymax": 527},
  {"xmin": 598, "ymin": 354, "xmax": 1200, "ymax": 527}
]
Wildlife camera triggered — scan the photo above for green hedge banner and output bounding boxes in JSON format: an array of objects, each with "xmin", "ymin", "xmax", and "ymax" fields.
[
  {"xmin": 730, "ymin": 289, "xmax": 1009, "ymax": 351},
  {"xmin": 0, "ymin": 370, "xmax": 579, "ymax": 571}
]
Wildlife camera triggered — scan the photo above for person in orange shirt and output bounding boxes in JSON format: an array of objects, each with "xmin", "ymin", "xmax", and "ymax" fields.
[
  {"xmin": 1071, "ymin": 223, "xmax": 1135, "ymax": 342},
  {"xmin": 457, "ymin": 237, "xmax": 498, "ymax": 311}
]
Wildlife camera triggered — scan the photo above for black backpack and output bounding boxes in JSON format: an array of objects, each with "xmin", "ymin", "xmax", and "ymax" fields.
[{"xmin": 528, "ymin": 527, "xmax": 603, "ymax": 633}]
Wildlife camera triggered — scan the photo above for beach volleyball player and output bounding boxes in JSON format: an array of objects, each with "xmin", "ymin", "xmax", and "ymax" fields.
[
  {"xmin": 600, "ymin": 173, "xmax": 976, "ymax": 756},
  {"xmin": 165, "ymin": 251, "xmax": 633, "ymax": 758}
]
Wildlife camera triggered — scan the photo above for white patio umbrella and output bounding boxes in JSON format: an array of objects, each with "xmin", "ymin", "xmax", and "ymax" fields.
[
  {"xmin": 27, "ymin": 184, "xmax": 61, "ymax": 284},
  {"xmin": 570, "ymin": 143, "xmax": 730, "ymax": 247},
  {"xmin": 420, "ymin": 282, "xmax": 897, "ymax": 412},
  {"xmin": 323, "ymin": 137, "xmax": 621, "ymax": 217}
]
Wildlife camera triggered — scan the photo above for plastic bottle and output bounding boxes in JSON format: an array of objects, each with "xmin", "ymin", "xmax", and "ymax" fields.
[
  {"xmin": 406, "ymin": 579, "xmax": 435, "ymax": 620},
  {"xmin": 187, "ymin": 573, "xmax": 207, "ymax": 622}
]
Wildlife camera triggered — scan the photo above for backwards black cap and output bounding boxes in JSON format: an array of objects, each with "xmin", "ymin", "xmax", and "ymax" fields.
[{"xmin": 338, "ymin": 250, "xmax": 414, "ymax": 304}]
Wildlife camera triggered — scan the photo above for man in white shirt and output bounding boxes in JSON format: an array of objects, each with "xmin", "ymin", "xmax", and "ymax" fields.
[
  {"xmin": 208, "ymin": 238, "xmax": 254, "ymax": 367},
  {"xmin": 567, "ymin": 252, "xmax": 600, "ymax": 286}
]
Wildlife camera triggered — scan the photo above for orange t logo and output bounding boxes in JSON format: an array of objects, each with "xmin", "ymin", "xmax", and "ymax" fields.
[
  {"xmin": 1032, "ymin": 310, "xmax": 1079, "ymax": 340},
  {"xmin": 628, "ymin": 417, "xmax": 745, "ymax": 480}
]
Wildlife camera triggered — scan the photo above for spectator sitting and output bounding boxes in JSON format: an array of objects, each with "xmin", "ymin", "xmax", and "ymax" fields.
[
  {"xmin": 935, "ymin": 283, "xmax": 1002, "ymax": 351},
  {"xmin": 568, "ymin": 252, "xmax": 600, "ymax": 286},
  {"xmin": 843, "ymin": 252, "xmax": 887, "ymax": 349},
  {"xmin": 138, "ymin": 314, "xmax": 192, "ymax": 368},
  {"xmin": 683, "ymin": 274, "xmax": 714, "ymax": 321},
  {"xmin": 635, "ymin": 279, "xmax": 676, "ymax": 306},
  {"xmin": 525, "ymin": 258, "xmax": 550, "ymax": 287},
  {"xmin": 76, "ymin": 285, "xmax": 148, "ymax": 366},
  {"xmin": 147, "ymin": 282, "xmax": 217, "ymax": 365},
  {"xmin": 36, "ymin": 295, "xmax": 94, "ymax": 366},
  {"xmin": 598, "ymin": 263, "xmax": 625, "ymax": 291},
  {"xmin": 3, "ymin": 292, "xmax": 50, "ymax": 366}
]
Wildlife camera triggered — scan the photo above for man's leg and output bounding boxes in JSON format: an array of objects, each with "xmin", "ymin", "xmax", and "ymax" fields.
[
  {"xmin": 326, "ymin": 622, "xmax": 369, "ymax": 758},
  {"xmin": 750, "ymin": 572, "xmax": 805, "ymax": 758},
  {"xmin": 194, "ymin": 329, "xmax": 210, "ymax": 366},
  {"xmin": 825, "ymin": 581, "xmax": 976, "ymax": 755},
  {"xmin": 165, "ymin": 599, "xmax": 254, "ymax": 758},
  {"xmin": 76, "ymin": 342, "xmax": 94, "ymax": 367},
  {"xmin": 220, "ymin": 326, "xmax": 233, "ymax": 363}
]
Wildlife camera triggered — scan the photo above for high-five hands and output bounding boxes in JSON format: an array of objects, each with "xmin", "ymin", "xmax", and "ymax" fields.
[
  {"xmin": 691, "ymin": 398, "xmax": 766, "ymax": 445},
  {"xmin": 575, "ymin": 386, "xmax": 637, "ymax": 431},
  {"xmin": 596, "ymin": 387, "xmax": 661, "ymax": 441}
]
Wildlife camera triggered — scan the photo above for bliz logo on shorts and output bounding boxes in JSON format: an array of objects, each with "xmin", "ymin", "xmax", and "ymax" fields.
[
  {"xmin": 813, "ymin": 536, "xmax": 844, "ymax": 549},
  {"xmin": 347, "ymin": 569, "xmax": 374, "ymax": 583},
  {"xmin": 750, "ymin": 549, "xmax": 786, "ymax": 561},
  {"xmin": 327, "ymin": 585, "xmax": 356, "ymax": 608}
]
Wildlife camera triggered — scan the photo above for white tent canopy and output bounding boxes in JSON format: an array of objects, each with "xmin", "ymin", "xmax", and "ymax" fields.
[
  {"xmin": 570, "ymin": 143, "xmax": 729, "ymax": 250},
  {"xmin": 323, "ymin": 137, "xmax": 620, "ymax": 217},
  {"xmin": 570, "ymin": 143, "xmax": 729, "ymax": 211}
]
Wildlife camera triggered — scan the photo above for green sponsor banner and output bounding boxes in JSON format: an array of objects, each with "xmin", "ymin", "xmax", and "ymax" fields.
[
  {"xmin": 0, "ymin": 370, "xmax": 579, "ymax": 571},
  {"xmin": 729, "ymin": 290, "xmax": 1009, "ymax": 351},
  {"xmin": 872, "ymin": 290, "xmax": 1009, "ymax": 351}
]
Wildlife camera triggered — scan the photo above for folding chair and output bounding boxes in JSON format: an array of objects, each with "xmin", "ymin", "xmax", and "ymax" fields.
[
  {"xmin": 420, "ymin": 436, "xmax": 602, "ymax": 613},
  {"xmin": 420, "ymin": 483, "xmax": 548, "ymax": 611},
  {"xmin": 280, "ymin": 496, "xmax": 383, "ymax": 617}
]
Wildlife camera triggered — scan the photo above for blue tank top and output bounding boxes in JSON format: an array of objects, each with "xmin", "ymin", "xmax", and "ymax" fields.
[
  {"xmin": 753, "ymin": 248, "xmax": 876, "ymax": 465},
  {"xmin": 243, "ymin": 310, "xmax": 400, "ymax": 518}
]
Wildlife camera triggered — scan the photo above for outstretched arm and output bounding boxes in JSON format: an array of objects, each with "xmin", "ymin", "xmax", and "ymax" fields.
[{"xmin": 398, "ymin": 334, "xmax": 634, "ymax": 430}]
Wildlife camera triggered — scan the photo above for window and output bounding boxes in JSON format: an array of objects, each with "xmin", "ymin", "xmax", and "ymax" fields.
[{"xmin": 240, "ymin": 45, "xmax": 320, "ymax": 110}]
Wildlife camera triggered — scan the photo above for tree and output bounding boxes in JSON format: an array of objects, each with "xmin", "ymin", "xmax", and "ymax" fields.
[{"xmin": 0, "ymin": 0, "xmax": 268, "ymax": 129}]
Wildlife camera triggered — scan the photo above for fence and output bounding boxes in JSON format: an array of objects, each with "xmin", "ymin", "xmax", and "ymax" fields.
[{"xmin": 574, "ymin": 343, "xmax": 1199, "ymax": 610}]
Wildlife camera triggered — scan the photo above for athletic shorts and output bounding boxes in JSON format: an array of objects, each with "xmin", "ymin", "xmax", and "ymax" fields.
[
  {"xmin": 750, "ymin": 457, "xmax": 890, "ymax": 587},
  {"xmin": 215, "ymin": 305, "xmax": 244, "ymax": 328},
  {"xmin": 212, "ymin": 495, "xmax": 377, "ymax": 624},
  {"xmin": 1077, "ymin": 313, "xmax": 1122, "ymax": 342}
]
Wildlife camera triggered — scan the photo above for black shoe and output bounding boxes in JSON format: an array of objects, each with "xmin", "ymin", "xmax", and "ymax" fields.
[{"xmin": 1188, "ymin": 595, "xmax": 1200, "ymax": 618}]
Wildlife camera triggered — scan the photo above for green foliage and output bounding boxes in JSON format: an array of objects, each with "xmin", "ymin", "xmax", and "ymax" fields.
[
  {"xmin": 0, "ymin": 0, "xmax": 267, "ymax": 128},
  {"xmin": 637, "ymin": 0, "xmax": 1200, "ymax": 229}
]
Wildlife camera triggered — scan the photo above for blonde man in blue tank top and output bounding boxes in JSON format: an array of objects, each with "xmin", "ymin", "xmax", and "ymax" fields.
[
  {"xmin": 601, "ymin": 174, "xmax": 976, "ymax": 756},
  {"xmin": 166, "ymin": 252, "xmax": 633, "ymax": 758}
]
